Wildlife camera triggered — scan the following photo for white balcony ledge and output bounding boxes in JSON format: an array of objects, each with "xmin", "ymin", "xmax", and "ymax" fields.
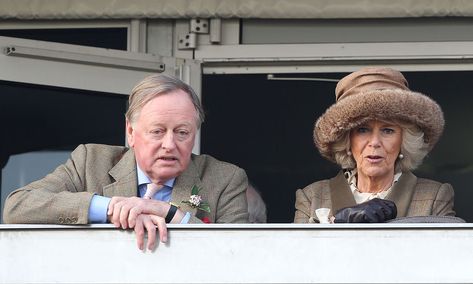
[{"xmin": 1, "ymin": 223, "xmax": 472, "ymax": 283}]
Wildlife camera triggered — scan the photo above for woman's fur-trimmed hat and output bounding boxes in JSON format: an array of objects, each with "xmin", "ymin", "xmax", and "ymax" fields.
[{"xmin": 314, "ymin": 67, "xmax": 445, "ymax": 163}]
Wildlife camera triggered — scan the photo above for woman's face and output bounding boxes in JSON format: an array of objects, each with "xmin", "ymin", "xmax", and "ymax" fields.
[{"xmin": 350, "ymin": 120, "xmax": 402, "ymax": 180}]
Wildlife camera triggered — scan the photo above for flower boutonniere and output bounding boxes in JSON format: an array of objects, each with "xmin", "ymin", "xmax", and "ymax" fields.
[{"xmin": 181, "ymin": 185, "xmax": 211, "ymax": 213}]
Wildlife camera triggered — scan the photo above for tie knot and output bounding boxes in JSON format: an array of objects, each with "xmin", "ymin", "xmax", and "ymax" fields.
[{"xmin": 143, "ymin": 183, "xmax": 163, "ymax": 199}]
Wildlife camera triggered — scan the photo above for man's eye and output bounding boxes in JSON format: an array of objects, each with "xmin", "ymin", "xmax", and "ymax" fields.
[
  {"xmin": 151, "ymin": 129, "xmax": 164, "ymax": 136},
  {"xmin": 176, "ymin": 130, "xmax": 190, "ymax": 139}
]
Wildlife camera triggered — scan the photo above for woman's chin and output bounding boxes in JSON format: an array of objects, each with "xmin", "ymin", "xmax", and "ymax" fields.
[{"xmin": 359, "ymin": 167, "xmax": 393, "ymax": 179}]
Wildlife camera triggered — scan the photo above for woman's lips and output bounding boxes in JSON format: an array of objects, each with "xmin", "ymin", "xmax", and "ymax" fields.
[{"xmin": 366, "ymin": 155, "xmax": 383, "ymax": 163}]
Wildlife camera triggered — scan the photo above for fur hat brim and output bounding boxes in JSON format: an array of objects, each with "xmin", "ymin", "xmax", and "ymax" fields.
[{"xmin": 314, "ymin": 88, "xmax": 445, "ymax": 163}]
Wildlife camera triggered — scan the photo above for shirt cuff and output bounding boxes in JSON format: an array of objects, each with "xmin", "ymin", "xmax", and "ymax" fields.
[
  {"xmin": 180, "ymin": 212, "xmax": 191, "ymax": 224},
  {"xmin": 88, "ymin": 195, "xmax": 111, "ymax": 223}
]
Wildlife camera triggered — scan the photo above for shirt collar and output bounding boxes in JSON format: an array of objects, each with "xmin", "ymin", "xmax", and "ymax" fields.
[
  {"xmin": 345, "ymin": 168, "xmax": 402, "ymax": 204},
  {"xmin": 136, "ymin": 164, "xmax": 175, "ymax": 188}
]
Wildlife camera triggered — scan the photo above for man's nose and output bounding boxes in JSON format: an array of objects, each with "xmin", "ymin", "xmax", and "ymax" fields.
[{"xmin": 161, "ymin": 132, "xmax": 176, "ymax": 150}]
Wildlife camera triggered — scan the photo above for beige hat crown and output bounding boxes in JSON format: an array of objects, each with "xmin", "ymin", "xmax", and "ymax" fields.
[
  {"xmin": 335, "ymin": 67, "xmax": 409, "ymax": 101},
  {"xmin": 314, "ymin": 67, "xmax": 445, "ymax": 163}
]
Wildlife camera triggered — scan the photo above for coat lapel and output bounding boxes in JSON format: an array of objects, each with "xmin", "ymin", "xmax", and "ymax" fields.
[
  {"xmin": 170, "ymin": 159, "xmax": 200, "ymax": 218},
  {"xmin": 103, "ymin": 148, "xmax": 138, "ymax": 198},
  {"xmin": 329, "ymin": 170, "xmax": 417, "ymax": 218},
  {"xmin": 101, "ymin": 151, "xmax": 206, "ymax": 218},
  {"xmin": 385, "ymin": 171, "xmax": 417, "ymax": 217},
  {"xmin": 329, "ymin": 171, "xmax": 357, "ymax": 213}
]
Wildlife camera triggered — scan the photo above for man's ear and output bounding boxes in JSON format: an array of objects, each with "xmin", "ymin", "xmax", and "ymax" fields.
[{"xmin": 126, "ymin": 119, "xmax": 135, "ymax": 147}]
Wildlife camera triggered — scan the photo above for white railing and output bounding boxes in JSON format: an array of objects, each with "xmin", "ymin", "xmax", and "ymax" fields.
[{"xmin": 1, "ymin": 224, "xmax": 473, "ymax": 283}]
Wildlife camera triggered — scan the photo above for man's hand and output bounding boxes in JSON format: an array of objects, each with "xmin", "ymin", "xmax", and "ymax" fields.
[
  {"xmin": 134, "ymin": 214, "xmax": 167, "ymax": 251},
  {"xmin": 334, "ymin": 198, "xmax": 397, "ymax": 223},
  {"xmin": 107, "ymin": 196, "xmax": 169, "ymax": 229},
  {"xmin": 107, "ymin": 197, "xmax": 169, "ymax": 251}
]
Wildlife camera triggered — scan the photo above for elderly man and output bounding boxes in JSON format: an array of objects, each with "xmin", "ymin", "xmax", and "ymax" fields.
[{"xmin": 3, "ymin": 74, "xmax": 249, "ymax": 250}]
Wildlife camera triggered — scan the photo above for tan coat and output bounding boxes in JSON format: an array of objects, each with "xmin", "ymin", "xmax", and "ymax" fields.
[
  {"xmin": 3, "ymin": 144, "xmax": 249, "ymax": 224},
  {"xmin": 294, "ymin": 171, "xmax": 455, "ymax": 223}
]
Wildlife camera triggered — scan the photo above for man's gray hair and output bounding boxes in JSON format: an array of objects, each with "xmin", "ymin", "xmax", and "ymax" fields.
[{"xmin": 125, "ymin": 73, "xmax": 205, "ymax": 127}]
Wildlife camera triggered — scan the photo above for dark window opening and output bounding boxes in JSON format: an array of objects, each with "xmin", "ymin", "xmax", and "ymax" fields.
[
  {"xmin": 0, "ymin": 80, "xmax": 127, "ymax": 169},
  {"xmin": 0, "ymin": 28, "xmax": 127, "ymax": 50}
]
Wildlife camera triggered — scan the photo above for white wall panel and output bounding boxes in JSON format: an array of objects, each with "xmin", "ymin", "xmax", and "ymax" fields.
[{"xmin": 1, "ymin": 224, "xmax": 472, "ymax": 283}]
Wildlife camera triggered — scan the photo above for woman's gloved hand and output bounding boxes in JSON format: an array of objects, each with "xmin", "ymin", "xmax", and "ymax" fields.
[{"xmin": 334, "ymin": 198, "xmax": 397, "ymax": 223}]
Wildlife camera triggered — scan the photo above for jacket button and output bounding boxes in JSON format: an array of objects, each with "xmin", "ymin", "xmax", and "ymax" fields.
[{"xmin": 58, "ymin": 217, "xmax": 64, "ymax": 224}]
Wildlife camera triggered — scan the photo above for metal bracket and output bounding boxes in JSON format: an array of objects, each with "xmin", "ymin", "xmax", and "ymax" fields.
[
  {"xmin": 190, "ymin": 19, "xmax": 209, "ymax": 34},
  {"xmin": 178, "ymin": 33, "xmax": 197, "ymax": 50},
  {"xmin": 177, "ymin": 18, "xmax": 210, "ymax": 50}
]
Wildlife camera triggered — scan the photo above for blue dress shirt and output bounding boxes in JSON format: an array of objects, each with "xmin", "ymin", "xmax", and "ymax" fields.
[{"xmin": 88, "ymin": 165, "xmax": 191, "ymax": 223}]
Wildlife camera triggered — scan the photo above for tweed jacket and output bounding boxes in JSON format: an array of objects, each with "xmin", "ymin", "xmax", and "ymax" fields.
[
  {"xmin": 3, "ymin": 144, "xmax": 249, "ymax": 224},
  {"xmin": 294, "ymin": 170, "xmax": 455, "ymax": 223}
]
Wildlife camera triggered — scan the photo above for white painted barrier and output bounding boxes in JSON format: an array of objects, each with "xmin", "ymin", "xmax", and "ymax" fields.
[{"xmin": 1, "ymin": 224, "xmax": 472, "ymax": 283}]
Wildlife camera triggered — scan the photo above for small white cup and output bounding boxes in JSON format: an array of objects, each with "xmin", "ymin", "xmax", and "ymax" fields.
[{"xmin": 315, "ymin": 208, "xmax": 331, "ymax": 224}]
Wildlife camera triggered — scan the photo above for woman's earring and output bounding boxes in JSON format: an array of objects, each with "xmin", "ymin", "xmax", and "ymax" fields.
[
  {"xmin": 347, "ymin": 150, "xmax": 352, "ymax": 156},
  {"xmin": 398, "ymin": 153, "xmax": 404, "ymax": 159}
]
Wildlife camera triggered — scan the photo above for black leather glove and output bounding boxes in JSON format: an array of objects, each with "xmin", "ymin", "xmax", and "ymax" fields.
[{"xmin": 334, "ymin": 198, "xmax": 397, "ymax": 223}]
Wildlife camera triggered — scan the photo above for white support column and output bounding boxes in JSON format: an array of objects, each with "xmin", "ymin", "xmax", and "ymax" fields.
[{"xmin": 129, "ymin": 19, "xmax": 147, "ymax": 53}]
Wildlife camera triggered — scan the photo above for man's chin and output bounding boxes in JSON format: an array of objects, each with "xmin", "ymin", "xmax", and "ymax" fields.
[{"xmin": 151, "ymin": 168, "xmax": 182, "ymax": 182}]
